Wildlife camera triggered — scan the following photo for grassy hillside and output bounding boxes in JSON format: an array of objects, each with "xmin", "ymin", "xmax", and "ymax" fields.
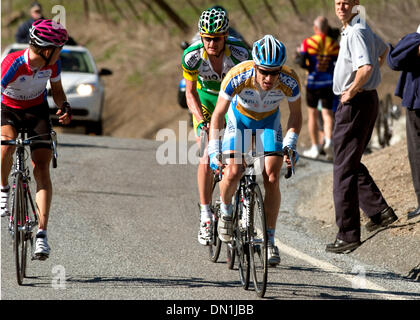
[{"xmin": 2, "ymin": 0, "xmax": 420, "ymax": 142}]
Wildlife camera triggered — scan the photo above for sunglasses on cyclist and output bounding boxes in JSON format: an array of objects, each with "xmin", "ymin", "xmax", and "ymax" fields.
[
  {"xmin": 202, "ymin": 36, "xmax": 224, "ymax": 43},
  {"xmin": 257, "ymin": 67, "xmax": 282, "ymax": 76}
]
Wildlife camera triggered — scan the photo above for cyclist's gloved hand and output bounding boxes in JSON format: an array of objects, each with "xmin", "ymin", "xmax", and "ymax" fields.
[
  {"xmin": 283, "ymin": 131, "xmax": 299, "ymax": 164},
  {"xmin": 196, "ymin": 120, "xmax": 208, "ymax": 137},
  {"xmin": 208, "ymin": 139, "xmax": 222, "ymax": 171},
  {"xmin": 57, "ymin": 101, "xmax": 72, "ymax": 124}
]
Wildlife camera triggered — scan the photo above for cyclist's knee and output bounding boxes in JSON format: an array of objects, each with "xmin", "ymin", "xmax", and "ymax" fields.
[
  {"xmin": 32, "ymin": 155, "xmax": 51, "ymax": 181},
  {"xmin": 1, "ymin": 145, "xmax": 15, "ymax": 158},
  {"xmin": 224, "ymin": 164, "xmax": 243, "ymax": 182},
  {"xmin": 264, "ymin": 171, "xmax": 280, "ymax": 186}
]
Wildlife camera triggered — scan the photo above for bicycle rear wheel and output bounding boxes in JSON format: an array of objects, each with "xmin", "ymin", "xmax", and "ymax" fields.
[
  {"xmin": 249, "ymin": 184, "xmax": 268, "ymax": 298},
  {"xmin": 234, "ymin": 187, "xmax": 250, "ymax": 289},
  {"xmin": 12, "ymin": 173, "xmax": 26, "ymax": 285},
  {"xmin": 208, "ymin": 181, "xmax": 222, "ymax": 262}
]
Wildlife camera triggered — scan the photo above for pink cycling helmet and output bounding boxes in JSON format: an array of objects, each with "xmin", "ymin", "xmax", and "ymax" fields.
[{"xmin": 29, "ymin": 19, "xmax": 68, "ymax": 47}]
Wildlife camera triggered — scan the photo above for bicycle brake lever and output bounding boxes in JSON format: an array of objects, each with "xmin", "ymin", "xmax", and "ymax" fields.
[{"xmin": 284, "ymin": 147, "xmax": 295, "ymax": 179}]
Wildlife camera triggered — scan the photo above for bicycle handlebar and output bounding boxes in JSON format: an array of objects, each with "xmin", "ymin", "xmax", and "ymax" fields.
[
  {"xmin": 1, "ymin": 131, "xmax": 59, "ymax": 168},
  {"xmin": 283, "ymin": 146, "xmax": 295, "ymax": 179}
]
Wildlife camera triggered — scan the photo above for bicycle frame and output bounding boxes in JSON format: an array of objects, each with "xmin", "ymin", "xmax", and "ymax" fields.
[
  {"xmin": 8, "ymin": 131, "xmax": 39, "ymax": 254},
  {"xmin": 2, "ymin": 129, "xmax": 58, "ymax": 284}
]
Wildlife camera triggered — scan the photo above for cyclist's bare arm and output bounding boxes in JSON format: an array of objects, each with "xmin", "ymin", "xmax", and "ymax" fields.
[
  {"xmin": 285, "ymin": 97, "xmax": 303, "ymax": 137},
  {"xmin": 284, "ymin": 97, "xmax": 302, "ymax": 166},
  {"xmin": 185, "ymin": 79, "xmax": 205, "ymax": 125},
  {"xmin": 209, "ymin": 95, "xmax": 230, "ymax": 141},
  {"xmin": 50, "ymin": 80, "xmax": 70, "ymax": 125}
]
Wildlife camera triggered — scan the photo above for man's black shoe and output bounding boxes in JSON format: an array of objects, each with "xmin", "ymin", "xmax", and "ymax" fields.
[
  {"xmin": 365, "ymin": 207, "xmax": 398, "ymax": 232},
  {"xmin": 325, "ymin": 238, "xmax": 361, "ymax": 254},
  {"xmin": 407, "ymin": 206, "xmax": 420, "ymax": 220}
]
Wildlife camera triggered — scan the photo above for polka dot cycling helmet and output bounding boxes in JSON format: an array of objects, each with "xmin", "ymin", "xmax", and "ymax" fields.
[
  {"xmin": 252, "ymin": 35, "xmax": 287, "ymax": 69},
  {"xmin": 29, "ymin": 19, "xmax": 68, "ymax": 47},
  {"xmin": 198, "ymin": 8, "xmax": 229, "ymax": 35}
]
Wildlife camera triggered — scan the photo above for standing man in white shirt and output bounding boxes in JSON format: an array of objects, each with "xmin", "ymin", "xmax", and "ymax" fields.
[{"xmin": 326, "ymin": 0, "xmax": 397, "ymax": 253}]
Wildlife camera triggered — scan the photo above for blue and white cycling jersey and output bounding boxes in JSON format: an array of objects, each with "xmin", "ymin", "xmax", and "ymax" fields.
[{"xmin": 219, "ymin": 60, "xmax": 301, "ymax": 153}]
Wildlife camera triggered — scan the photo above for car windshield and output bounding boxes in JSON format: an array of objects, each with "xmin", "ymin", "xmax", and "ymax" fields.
[
  {"xmin": 6, "ymin": 48, "xmax": 95, "ymax": 73},
  {"xmin": 60, "ymin": 50, "xmax": 95, "ymax": 73}
]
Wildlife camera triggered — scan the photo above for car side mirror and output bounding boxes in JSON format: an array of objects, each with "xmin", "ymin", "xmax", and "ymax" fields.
[{"xmin": 99, "ymin": 68, "xmax": 112, "ymax": 76}]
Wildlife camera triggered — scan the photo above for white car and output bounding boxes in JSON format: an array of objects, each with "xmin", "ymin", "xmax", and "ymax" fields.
[{"xmin": 1, "ymin": 43, "xmax": 112, "ymax": 135}]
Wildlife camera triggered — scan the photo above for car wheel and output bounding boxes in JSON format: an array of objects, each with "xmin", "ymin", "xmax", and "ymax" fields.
[{"xmin": 85, "ymin": 120, "xmax": 103, "ymax": 135}]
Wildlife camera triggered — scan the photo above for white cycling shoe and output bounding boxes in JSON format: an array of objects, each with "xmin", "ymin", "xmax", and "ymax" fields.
[
  {"xmin": 268, "ymin": 241, "xmax": 281, "ymax": 267},
  {"xmin": 1, "ymin": 187, "xmax": 10, "ymax": 217},
  {"xmin": 198, "ymin": 219, "xmax": 212, "ymax": 246},
  {"xmin": 34, "ymin": 232, "xmax": 50, "ymax": 260},
  {"xmin": 218, "ymin": 214, "xmax": 233, "ymax": 243}
]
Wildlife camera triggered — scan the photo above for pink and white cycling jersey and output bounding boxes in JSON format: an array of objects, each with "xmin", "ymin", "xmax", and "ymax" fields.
[{"xmin": 1, "ymin": 49, "xmax": 61, "ymax": 109}]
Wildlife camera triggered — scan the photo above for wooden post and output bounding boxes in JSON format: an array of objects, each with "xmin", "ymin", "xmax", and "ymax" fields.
[{"xmin": 153, "ymin": 0, "xmax": 189, "ymax": 32}]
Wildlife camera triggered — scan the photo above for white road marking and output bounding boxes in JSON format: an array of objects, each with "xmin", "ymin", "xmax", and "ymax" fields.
[{"xmin": 274, "ymin": 238, "xmax": 407, "ymax": 300}]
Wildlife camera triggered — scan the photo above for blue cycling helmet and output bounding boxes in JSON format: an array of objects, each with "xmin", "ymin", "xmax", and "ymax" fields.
[{"xmin": 252, "ymin": 35, "xmax": 286, "ymax": 69}]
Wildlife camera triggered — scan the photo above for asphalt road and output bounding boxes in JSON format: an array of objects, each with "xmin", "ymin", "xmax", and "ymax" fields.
[{"xmin": 1, "ymin": 133, "xmax": 419, "ymax": 302}]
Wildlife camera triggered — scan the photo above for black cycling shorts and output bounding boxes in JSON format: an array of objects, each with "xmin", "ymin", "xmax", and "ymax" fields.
[
  {"xmin": 306, "ymin": 87, "xmax": 334, "ymax": 110},
  {"xmin": 1, "ymin": 101, "xmax": 52, "ymax": 151}
]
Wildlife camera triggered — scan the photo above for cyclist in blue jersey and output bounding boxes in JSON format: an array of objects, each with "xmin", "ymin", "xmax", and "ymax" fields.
[{"xmin": 208, "ymin": 35, "xmax": 302, "ymax": 266}]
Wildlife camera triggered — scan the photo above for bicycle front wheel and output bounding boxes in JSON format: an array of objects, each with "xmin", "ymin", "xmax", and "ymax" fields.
[
  {"xmin": 208, "ymin": 181, "xmax": 222, "ymax": 262},
  {"xmin": 249, "ymin": 184, "xmax": 268, "ymax": 298},
  {"xmin": 234, "ymin": 187, "xmax": 250, "ymax": 289},
  {"xmin": 12, "ymin": 173, "xmax": 26, "ymax": 285}
]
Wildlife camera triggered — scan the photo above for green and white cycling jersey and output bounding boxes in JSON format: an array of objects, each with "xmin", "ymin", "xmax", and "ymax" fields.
[{"xmin": 182, "ymin": 36, "xmax": 250, "ymax": 95}]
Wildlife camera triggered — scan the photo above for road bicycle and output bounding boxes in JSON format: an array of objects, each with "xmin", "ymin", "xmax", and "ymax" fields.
[
  {"xmin": 375, "ymin": 93, "xmax": 401, "ymax": 148},
  {"xmin": 226, "ymin": 132, "xmax": 295, "ymax": 298},
  {"xmin": 198, "ymin": 128, "xmax": 226, "ymax": 262},
  {"xmin": 1, "ymin": 129, "xmax": 58, "ymax": 285}
]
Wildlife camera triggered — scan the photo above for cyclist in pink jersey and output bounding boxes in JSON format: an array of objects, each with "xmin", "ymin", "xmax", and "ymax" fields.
[{"xmin": 1, "ymin": 19, "xmax": 71, "ymax": 260}]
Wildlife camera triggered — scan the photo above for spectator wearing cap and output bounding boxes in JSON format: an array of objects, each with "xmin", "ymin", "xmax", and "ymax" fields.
[
  {"xmin": 15, "ymin": 2, "xmax": 44, "ymax": 44},
  {"xmin": 387, "ymin": 25, "xmax": 420, "ymax": 220}
]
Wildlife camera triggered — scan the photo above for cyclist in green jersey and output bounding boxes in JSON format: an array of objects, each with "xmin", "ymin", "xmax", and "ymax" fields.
[{"xmin": 181, "ymin": 8, "xmax": 250, "ymax": 245}]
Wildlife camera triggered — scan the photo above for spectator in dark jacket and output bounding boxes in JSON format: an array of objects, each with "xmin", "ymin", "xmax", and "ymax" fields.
[
  {"xmin": 387, "ymin": 25, "xmax": 420, "ymax": 220},
  {"xmin": 15, "ymin": 2, "xmax": 44, "ymax": 44}
]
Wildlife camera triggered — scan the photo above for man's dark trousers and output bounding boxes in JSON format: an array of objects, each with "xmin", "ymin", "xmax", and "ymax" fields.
[
  {"xmin": 406, "ymin": 108, "xmax": 420, "ymax": 207},
  {"xmin": 332, "ymin": 90, "xmax": 389, "ymax": 242}
]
